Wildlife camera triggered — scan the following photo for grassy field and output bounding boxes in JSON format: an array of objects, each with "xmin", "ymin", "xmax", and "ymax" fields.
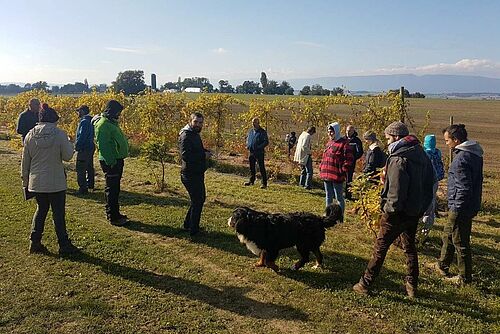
[{"xmin": 1, "ymin": 126, "xmax": 499, "ymax": 333}]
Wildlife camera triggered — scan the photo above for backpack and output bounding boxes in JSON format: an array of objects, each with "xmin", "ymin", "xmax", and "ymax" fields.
[{"xmin": 427, "ymin": 150, "xmax": 445, "ymax": 181}]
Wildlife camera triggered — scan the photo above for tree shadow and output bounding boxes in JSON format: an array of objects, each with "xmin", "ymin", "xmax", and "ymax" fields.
[
  {"xmin": 124, "ymin": 220, "xmax": 253, "ymax": 258},
  {"xmin": 63, "ymin": 251, "xmax": 308, "ymax": 321}
]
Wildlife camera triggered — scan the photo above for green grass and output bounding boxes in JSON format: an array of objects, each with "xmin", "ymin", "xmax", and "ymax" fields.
[{"xmin": 0, "ymin": 138, "xmax": 499, "ymax": 334}]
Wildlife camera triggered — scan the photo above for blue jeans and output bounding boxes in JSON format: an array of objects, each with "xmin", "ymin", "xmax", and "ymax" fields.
[
  {"xmin": 324, "ymin": 180, "xmax": 345, "ymax": 211},
  {"xmin": 299, "ymin": 155, "xmax": 313, "ymax": 188}
]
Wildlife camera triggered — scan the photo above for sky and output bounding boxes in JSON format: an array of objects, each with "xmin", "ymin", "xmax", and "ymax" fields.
[{"xmin": 1, "ymin": 0, "xmax": 499, "ymax": 86}]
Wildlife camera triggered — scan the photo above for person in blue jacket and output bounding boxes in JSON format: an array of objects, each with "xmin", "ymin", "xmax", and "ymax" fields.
[
  {"xmin": 427, "ymin": 124, "xmax": 483, "ymax": 285},
  {"xmin": 74, "ymin": 105, "xmax": 95, "ymax": 194},
  {"xmin": 245, "ymin": 117, "xmax": 269, "ymax": 189}
]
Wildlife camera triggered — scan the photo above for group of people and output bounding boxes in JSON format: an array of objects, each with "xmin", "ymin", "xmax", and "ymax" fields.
[{"xmin": 17, "ymin": 98, "xmax": 484, "ymax": 297}]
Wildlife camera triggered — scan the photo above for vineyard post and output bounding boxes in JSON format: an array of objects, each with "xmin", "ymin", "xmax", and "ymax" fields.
[{"xmin": 400, "ymin": 86, "xmax": 405, "ymax": 122}]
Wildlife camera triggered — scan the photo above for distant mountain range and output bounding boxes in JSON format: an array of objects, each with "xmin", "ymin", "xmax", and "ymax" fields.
[{"xmin": 285, "ymin": 74, "xmax": 500, "ymax": 94}]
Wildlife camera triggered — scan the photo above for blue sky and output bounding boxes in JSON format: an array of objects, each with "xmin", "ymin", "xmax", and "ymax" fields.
[{"xmin": 1, "ymin": 0, "xmax": 499, "ymax": 85}]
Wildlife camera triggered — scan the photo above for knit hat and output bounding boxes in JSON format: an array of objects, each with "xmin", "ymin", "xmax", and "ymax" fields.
[
  {"xmin": 76, "ymin": 105, "xmax": 90, "ymax": 115},
  {"xmin": 103, "ymin": 100, "xmax": 124, "ymax": 119},
  {"xmin": 363, "ymin": 131, "xmax": 377, "ymax": 142},
  {"xmin": 384, "ymin": 121, "xmax": 409, "ymax": 136},
  {"xmin": 39, "ymin": 103, "xmax": 59, "ymax": 123}
]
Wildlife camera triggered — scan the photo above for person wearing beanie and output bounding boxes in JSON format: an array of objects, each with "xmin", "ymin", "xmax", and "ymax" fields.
[
  {"xmin": 343, "ymin": 125, "xmax": 364, "ymax": 200},
  {"xmin": 16, "ymin": 98, "xmax": 41, "ymax": 144},
  {"xmin": 293, "ymin": 126, "xmax": 316, "ymax": 189},
  {"xmin": 362, "ymin": 131, "xmax": 386, "ymax": 178},
  {"xmin": 426, "ymin": 124, "xmax": 483, "ymax": 285},
  {"xmin": 319, "ymin": 122, "xmax": 354, "ymax": 212},
  {"xmin": 94, "ymin": 100, "xmax": 129, "ymax": 226},
  {"xmin": 21, "ymin": 103, "xmax": 80, "ymax": 255},
  {"xmin": 74, "ymin": 105, "xmax": 95, "ymax": 195},
  {"xmin": 419, "ymin": 134, "xmax": 445, "ymax": 240},
  {"xmin": 353, "ymin": 121, "xmax": 434, "ymax": 298}
]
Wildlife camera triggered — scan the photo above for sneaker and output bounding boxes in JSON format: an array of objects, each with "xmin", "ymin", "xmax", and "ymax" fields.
[
  {"xmin": 244, "ymin": 182, "xmax": 254, "ymax": 186},
  {"xmin": 59, "ymin": 243, "xmax": 80, "ymax": 255},
  {"xmin": 352, "ymin": 282, "xmax": 369, "ymax": 295},
  {"xmin": 260, "ymin": 185, "xmax": 267, "ymax": 189},
  {"xmin": 424, "ymin": 262, "xmax": 450, "ymax": 277},
  {"xmin": 304, "ymin": 186, "xmax": 312, "ymax": 190},
  {"xmin": 29, "ymin": 242, "xmax": 49, "ymax": 254},
  {"xmin": 405, "ymin": 281, "xmax": 416, "ymax": 298},
  {"xmin": 110, "ymin": 217, "xmax": 128, "ymax": 226}
]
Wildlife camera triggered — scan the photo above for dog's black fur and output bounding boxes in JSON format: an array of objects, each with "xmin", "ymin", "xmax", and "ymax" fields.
[{"xmin": 227, "ymin": 203, "xmax": 343, "ymax": 271}]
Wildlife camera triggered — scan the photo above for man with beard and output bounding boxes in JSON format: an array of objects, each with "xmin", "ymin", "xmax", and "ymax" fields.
[{"xmin": 179, "ymin": 112, "xmax": 212, "ymax": 236}]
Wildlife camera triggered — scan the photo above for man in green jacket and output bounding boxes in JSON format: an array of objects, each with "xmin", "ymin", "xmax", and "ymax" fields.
[{"xmin": 94, "ymin": 100, "xmax": 129, "ymax": 226}]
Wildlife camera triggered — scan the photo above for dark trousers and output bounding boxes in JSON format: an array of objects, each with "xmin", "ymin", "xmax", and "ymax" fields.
[
  {"xmin": 361, "ymin": 213, "xmax": 419, "ymax": 287},
  {"xmin": 31, "ymin": 191, "xmax": 70, "ymax": 246},
  {"xmin": 438, "ymin": 211, "xmax": 473, "ymax": 281},
  {"xmin": 100, "ymin": 159, "xmax": 124, "ymax": 220},
  {"xmin": 345, "ymin": 164, "xmax": 356, "ymax": 199},
  {"xmin": 181, "ymin": 173, "xmax": 206, "ymax": 234},
  {"xmin": 248, "ymin": 153, "xmax": 267, "ymax": 186},
  {"xmin": 76, "ymin": 149, "xmax": 95, "ymax": 191}
]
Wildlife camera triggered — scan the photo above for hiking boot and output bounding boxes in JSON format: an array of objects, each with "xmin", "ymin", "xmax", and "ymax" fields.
[
  {"xmin": 424, "ymin": 262, "xmax": 449, "ymax": 277},
  {"xmin": 110, "ymin": 217, "xmax": 128, "ymax": 226},
  {"xmin": 59, "ymin": 242, "xmax": 80, "ymax": 255},
  {"xmin": 117, "ymin": 213, "xmax": 128, "ymax": 220},
  {"xmin": 405, "ymin": 281, "xmax": 416, "ymax": 298},
  {"xmin": 352, "ymin": 282, "xmax": 369, "ymax": 295},
  {"xmin": 244, "ymin": 182, "xmax": 254, "ymax": 186},
  {"xmin": 29, "ymin": 242, "xmax": 49, "ymax": 254}
]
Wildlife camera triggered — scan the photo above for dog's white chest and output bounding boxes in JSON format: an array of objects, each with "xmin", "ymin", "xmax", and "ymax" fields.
[{"xmin": 236, "ymin": 233, "xmax": 262, "ymax": 256}]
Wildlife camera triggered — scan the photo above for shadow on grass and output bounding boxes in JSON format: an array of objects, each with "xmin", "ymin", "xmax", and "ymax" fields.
[
  {"xmin": 65, "ymin": 251, "xmax": 308, "ymax": 321},
  {"xmin": 124, "ymin": 220, "xmax": 253, "ymax": 258}
]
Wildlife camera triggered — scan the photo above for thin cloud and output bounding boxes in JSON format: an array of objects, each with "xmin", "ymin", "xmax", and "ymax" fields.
[
  {"xmin": 293, "ymin": 41, "xmax": 326, "ymax": 48},
  {"xmin": 105, "ymin": 47, "xmax": 144, "ymax": 54},
  {"xmin": 212, "ymin": 47, "xmax": 228, "ymax": 54}
]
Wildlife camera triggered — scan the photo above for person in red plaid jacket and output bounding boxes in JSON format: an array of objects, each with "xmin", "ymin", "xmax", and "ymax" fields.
[{"xmin": 319, "ymin": 122, "xmax": 354, "ymax": 213}]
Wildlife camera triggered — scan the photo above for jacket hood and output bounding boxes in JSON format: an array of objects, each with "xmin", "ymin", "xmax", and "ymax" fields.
[
  {"xmin": 179, "ymin": 124, "xmax": 193, "ymax": 135},
  {"xmin": 455, "ymin": 140, "xmax": 484, "ymax": 157},
  {"xmin": 388, "ymin": 135, "xmax": 422, "ymax": 162},
  {"xmin": 423, "ymin": 134, "xmax": 436, "ymax": 152},
  {"xmin": 31, "ymin": 123, "xmax": 58, "ymax": 149},
  {"xmin": 328, "ymin": 122, "xmax": 341, "ymax": 141}
]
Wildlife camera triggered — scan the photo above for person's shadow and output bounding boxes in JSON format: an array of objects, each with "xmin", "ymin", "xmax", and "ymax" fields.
[{"xmin": 63, "ymin": 251, "xmax": 308, "ymax": 321}]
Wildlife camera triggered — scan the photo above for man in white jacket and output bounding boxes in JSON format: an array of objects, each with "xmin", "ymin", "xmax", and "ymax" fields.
[{"xmin": 293, "ymin": 126, "xmax": 316, "ymax": 189}]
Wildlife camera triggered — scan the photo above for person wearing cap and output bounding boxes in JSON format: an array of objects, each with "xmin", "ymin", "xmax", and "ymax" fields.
[
  {"xmin": 319, "ymin": 122, "xmax": 354, "ymax": 212},
  {"xmin": 94, "ymin": 100, "xmax": 129, "ymax": 226},
  {"xmin": 362, "ymin": 131, "xmax": 386, "ymax": 178},
  {"xmin": 353, "ymin": 121, "xmax": 434, "ymax": 298},
  {"xmin": 293, "ymin": 126, "xmax": 316, "ymax": 189},
  {"xmin": 245, "ymin": 117, "xmax": 269, "ymax": 189},
  {"xmin": 343, "ymin": 125, "xmax": 364, "ymax": 200},
  {"xmin": 16, "ymin": 98, "xmax": 41, "ymax": 144},
  {"xmin": 21, "ymin": 103, "xmax": 80, "ymax": 255},
  {"xmin": 74, "ymin": 105, "xmax": 95, "ymax": 195}
]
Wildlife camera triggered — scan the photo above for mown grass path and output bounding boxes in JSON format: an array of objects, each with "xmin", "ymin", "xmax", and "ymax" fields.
[{"xmin": 0, "ymin": 139, "xmax": 499, "ymax": 333}]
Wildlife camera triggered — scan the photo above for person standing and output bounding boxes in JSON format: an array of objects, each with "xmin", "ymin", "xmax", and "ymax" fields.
[
  {"xmin": 319, "ymin": 122, "xmax": 354, "ymax": 212},
  {"xmin": 94, "ymin": 100, "xmax": 129, "ymax": 226},
  {"xmin": 286, "ymin": 131, "xmax": 297, "ymax": 157},
  {"xmin": 353, "ymin": 121, "xmax": 434, "ymax": 298},
  {"xmin": 344, "ymin": 125, "xmax": 363, "ymax": 200},
  {"xmin": 179, "ymin": 112, "xmax": 211, "ymax": 236},
  {"xmin": 74, "ymin": 105, "xmax": 95, "ymax": 195},
  {"xmin": 293, "ymin": 126, "xmax": 316, "ymax": 189},
  {"xmin": 426, "ymin": 124, "xmax": 483, "ymax": 285},
  {"xmin": 420, "ymin": 134, "xmax": 445, "ymax": 239},
  {"xmin": 245, "ymin": 117, "xmax": 269, "ymax": 189},
  {"xmin": 16, "ymin": 98, "xmax": 41, "ymax": 144},
  {"xmin": 21, "ymin": 103, "xmax": 79, "ymax": 255},
  {"xmin": 362, "ymin": 131, "xmax": 386, "ymax": 179}
]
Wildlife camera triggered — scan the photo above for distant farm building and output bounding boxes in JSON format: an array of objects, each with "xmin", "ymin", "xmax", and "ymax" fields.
[{"xmin": 184, "ymin": 87, "xmax": 201, "ymax": 93}]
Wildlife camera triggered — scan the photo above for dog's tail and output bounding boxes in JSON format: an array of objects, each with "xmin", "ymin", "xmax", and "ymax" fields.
[{"xmin": 322, "ymin": 200, "xmax": 343, "ymax": 228}]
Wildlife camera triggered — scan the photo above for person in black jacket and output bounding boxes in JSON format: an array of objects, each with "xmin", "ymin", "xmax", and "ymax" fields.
[
  {"xmin": 245, "ymin": 118, "xmax": 269, "ymax": 189},
  {"xmin": 178, "ymin": 112, "xmax": 212, "ymax": 236},
  {"xmin": 362, "ymin": 131, "xmax": 386, "ymax": 179},
  {"xmin": 344, "ymin": 125, "xmax": 363, "ymax": 199},
  {"xmin": 16, "ymin": 98, "xmax": 41, "ymax": 144},
  {"xmin": 426, "ymin": 124, "xmax": 483, "ymax": 285}
]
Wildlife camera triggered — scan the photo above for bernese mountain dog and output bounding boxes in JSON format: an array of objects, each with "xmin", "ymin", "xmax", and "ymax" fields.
[{"xmin": 227, "ymin": 203, "xmax": 343, "ymax": 272}]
